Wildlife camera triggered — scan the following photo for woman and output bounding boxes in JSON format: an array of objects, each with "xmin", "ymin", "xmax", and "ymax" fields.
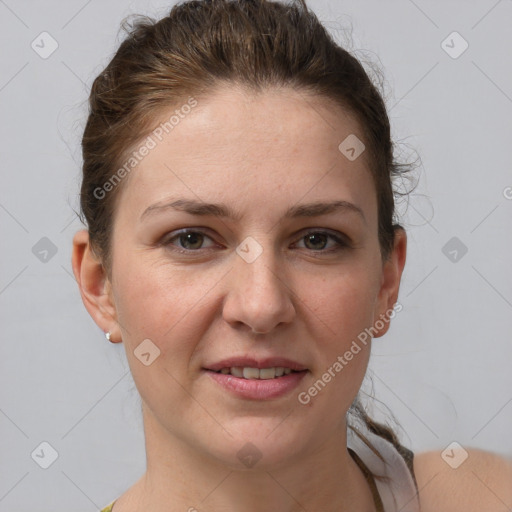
[{"xmin": 71, "ymin": 0, "xmax": 512, "ymax": 510}]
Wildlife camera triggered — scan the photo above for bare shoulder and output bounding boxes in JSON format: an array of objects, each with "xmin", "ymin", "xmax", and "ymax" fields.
[{"xmin": 413, "ymin": 447, "xmax": 512, "ymax": 511}]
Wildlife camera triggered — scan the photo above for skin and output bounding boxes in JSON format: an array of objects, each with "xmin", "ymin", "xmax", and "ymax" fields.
[
  {"xmin": 414, "ymin": 449, "xmax": 512, "ymax": 511},
  {"xmin": 72, "ymin": 85, "xmax": 409, "ymax": 511}
]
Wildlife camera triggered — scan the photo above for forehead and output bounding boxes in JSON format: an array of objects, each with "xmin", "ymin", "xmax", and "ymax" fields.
[{"xmin": 116, "ymin": 85, "xmax": 377, "ymax": 224}]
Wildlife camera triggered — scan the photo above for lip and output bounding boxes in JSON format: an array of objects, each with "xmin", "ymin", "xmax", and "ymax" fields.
[
  {"xmin": 204, "ymin": 357, "xmax": 308, "ymax": 372},
  {"xmin": 205, "ymin": 369, "xmax": 308, "ymax": 400}
]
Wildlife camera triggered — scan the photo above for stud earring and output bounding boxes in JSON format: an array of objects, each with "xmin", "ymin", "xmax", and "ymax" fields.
[{"xmin": 105, "ymin": 331, "xmax": 112, "ymax": 342}]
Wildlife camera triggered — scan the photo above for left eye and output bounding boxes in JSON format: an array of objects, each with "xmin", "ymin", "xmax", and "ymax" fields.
[{"xmin": 294, "ymin": 231, "xmax": 346, "ymax": 251}]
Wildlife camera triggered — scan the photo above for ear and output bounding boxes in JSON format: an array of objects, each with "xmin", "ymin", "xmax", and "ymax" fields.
[
  {"xmin": 71, "ymin": 229, "xmax": 121, "ymax": 343},
  {"xmin": 372, "ymin": 227, "xmax": 407, "ymax": 338}
]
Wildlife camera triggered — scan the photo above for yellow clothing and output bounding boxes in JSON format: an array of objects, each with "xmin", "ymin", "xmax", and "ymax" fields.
[{"xmin": 100, "ymin": 502, "xmax": 116, "ymax": 512}]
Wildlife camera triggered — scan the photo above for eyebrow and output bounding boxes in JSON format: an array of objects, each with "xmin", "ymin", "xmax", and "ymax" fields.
[{"xmin": 140, "ymin": 198, "xmax": 366, "ymax": 223}]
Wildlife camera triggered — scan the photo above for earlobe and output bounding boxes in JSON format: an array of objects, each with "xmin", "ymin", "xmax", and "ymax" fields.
[
  {"xmin": 71, "ymin": 229, "xmax": 120, "ymax": 341},
  {"xmin": 373, "ymin": 227, "xmax": 407, "ymax": 338}
]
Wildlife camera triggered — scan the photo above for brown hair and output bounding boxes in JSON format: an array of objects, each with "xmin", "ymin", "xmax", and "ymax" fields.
[{"xmin": 79, "ymin": 0, "xmax": 416, "ymax": 490}]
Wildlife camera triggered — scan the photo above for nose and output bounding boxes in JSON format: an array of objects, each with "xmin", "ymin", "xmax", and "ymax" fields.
[{"xmin": 222, "ymin": 245, "xmax": 296, "ymax": 335}]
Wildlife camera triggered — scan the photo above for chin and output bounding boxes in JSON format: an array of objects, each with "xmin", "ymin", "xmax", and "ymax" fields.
[{"xmin": 198, "ymin": 418, "xmax": 315, "ymax": 471}]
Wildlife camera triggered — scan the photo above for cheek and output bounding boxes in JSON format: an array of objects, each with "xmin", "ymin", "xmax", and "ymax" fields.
[
  {"xmin": 294, "ymin": 273, "xmax": 377, "ymax": 420},
  {"xmin": 300, "ymin": 261, "xmax": 381, "ymax": 343},
  {"xmin": 111, "ymin": 256, "xmax": 217, "ymax": 416},
  {"xmin": 295, "ymin": 259, "xmax": 381, "ymax": 398},
  {"xmin": 111, "ymin": 252, "xmax": 218, "ymax": 355}
]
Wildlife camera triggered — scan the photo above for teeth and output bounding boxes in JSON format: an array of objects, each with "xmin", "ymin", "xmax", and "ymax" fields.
[
  {"xmin": 259, "ymin": 368, "xmax": 276, "ymax": 380},
  {"xmin": 219, "ymin": 366, "xmax": 298, "ymax": 379},
  {"xmin": 243, "ymin": 367, "xmax": 260, "ymax": 379},
  {"xmin": 230, "ymin": 366, "xmax": 244, "ymax": 377}
]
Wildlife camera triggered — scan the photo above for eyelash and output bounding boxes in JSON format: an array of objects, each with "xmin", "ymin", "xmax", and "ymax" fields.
[{"xmin": 160, "ymin": 228, "xmax": 350, "ymax": 255}]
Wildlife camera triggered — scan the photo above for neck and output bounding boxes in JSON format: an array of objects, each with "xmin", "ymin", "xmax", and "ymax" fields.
[{"xmin": 122, "ymin": 407, "xmax": 377, "ymax": 512}]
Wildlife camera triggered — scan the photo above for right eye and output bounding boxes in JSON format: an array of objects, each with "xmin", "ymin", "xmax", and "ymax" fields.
[{"xmin": 162, "ymin": 229, "xmax": 218, "ymax": 253}]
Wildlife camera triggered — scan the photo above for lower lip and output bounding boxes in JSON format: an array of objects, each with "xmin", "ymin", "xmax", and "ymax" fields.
[{"xmin": 205, "ymin": 370, "xmax": 308, "ymax": 400}]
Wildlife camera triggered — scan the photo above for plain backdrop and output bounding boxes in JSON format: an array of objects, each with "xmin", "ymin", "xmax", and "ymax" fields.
[{"xmin": 0, "ymin": 0, "xmax": 511, "ymax": 510}]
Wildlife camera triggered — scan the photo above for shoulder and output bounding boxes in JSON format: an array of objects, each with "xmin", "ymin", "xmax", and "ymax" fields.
[{"xmin": 413, "ymin": 447, "xmax": 512, "ymax": 511}]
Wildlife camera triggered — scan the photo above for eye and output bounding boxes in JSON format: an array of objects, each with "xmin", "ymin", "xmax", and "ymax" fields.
[
  {"xmin": 160, "ymin": 228, "xmax": 349, "ymax": 255},
  {"xmin": 162, "ymin": 229, "xmax": 217, "ymax": 252},
  {"xmin": 294, "ymin": 230, "xmax": 348, "ymax": 252}
]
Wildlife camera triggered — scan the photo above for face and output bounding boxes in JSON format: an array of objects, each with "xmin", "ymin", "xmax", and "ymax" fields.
[{"xmin": 92, "ymin": 85, "xmax": 404, "ymax": 469}]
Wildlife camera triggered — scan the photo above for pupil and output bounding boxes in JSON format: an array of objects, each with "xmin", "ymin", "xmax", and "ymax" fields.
[
  {"xmin": 305, "ymin": 233, "xmax": 327, "ymax": 250},
  {"xmin": 181, "ymin": 232, "xmax": 203, "ymax": 249}
]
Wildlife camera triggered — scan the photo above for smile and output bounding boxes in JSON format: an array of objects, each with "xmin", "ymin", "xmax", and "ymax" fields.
[
  {"xmin": 215, "ymin": 366, "xmax": 299, "ymax": 379},
  {"xmin": 205, "ymin": 368, "xmax": 308, "ymax": 400}
]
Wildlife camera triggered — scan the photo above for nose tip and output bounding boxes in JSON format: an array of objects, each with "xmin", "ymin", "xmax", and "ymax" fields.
[{"xmin": 222, "ymin": 248, "xmax": 296, "ymax": 334}]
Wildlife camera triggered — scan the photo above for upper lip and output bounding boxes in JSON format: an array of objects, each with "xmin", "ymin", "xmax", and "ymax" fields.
[{"xmin": 204, "ymin": 357, "xmax": 308, "ymax": 372}]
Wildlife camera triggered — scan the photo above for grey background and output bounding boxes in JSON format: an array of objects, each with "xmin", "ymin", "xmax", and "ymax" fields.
[{"xmin": 1, "ymin": 0, "xmax": 511, "ymax": 510}]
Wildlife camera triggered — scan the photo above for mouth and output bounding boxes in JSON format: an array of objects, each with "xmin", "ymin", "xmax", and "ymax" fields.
[
  {"xmin": 212, "ymin": 366, "xmax": 303, "ymax": 380},
  {"xmin": 203, "ymin": 358, "xmax": 309, "ymax": 400}
]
